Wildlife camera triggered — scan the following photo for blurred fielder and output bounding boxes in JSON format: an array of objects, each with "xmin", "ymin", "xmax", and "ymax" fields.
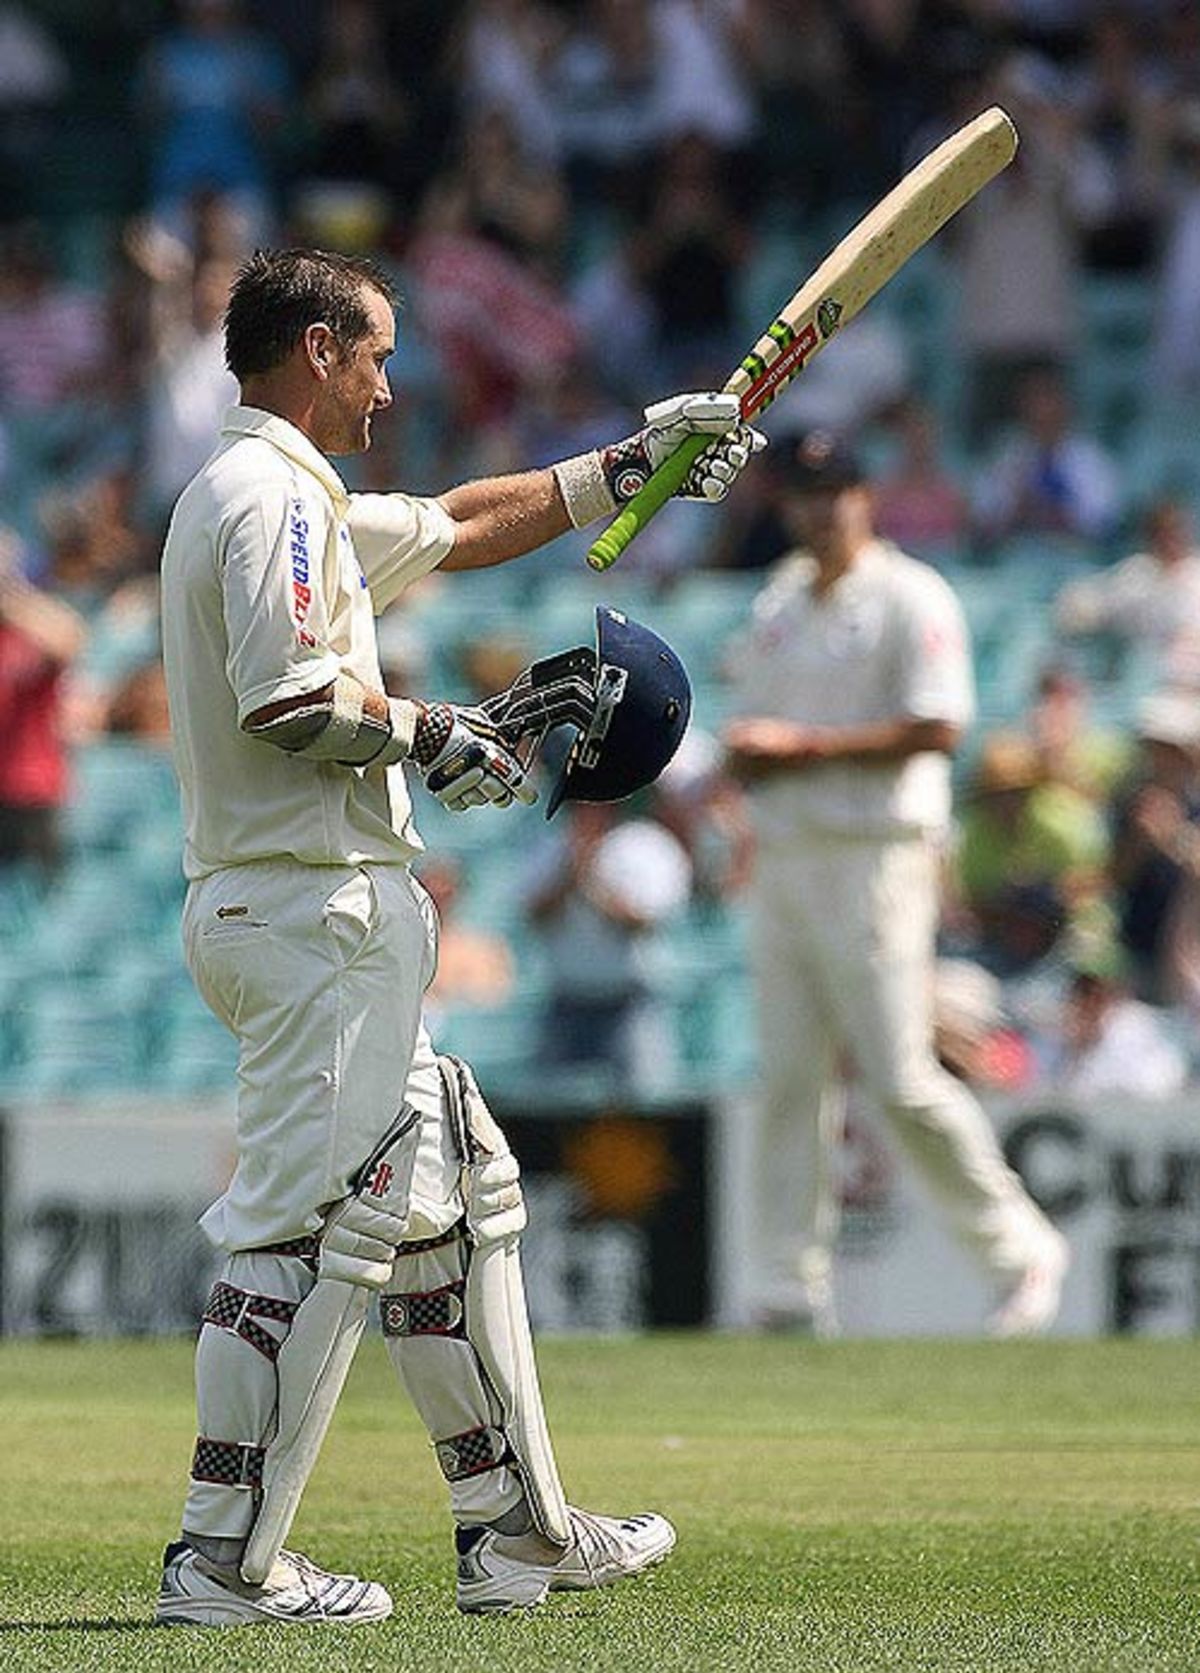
[
  {"xmin": 155, "ymin": 246, "xmax": 763, "ymax": 1626},
  {"xmin": 723, "ymin": 430, "xmax": 1069, "ymax": 1340}
]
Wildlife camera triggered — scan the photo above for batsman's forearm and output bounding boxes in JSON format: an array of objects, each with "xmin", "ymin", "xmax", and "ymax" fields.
[{"xmin": 438, "ymin": 470, "xmax": 572, "ymax": 570}]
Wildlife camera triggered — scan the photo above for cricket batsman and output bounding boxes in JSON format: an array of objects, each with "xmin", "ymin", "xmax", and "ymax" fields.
[{"xmin": 154, "ymin": 247, "xmax": 764, "ymax": 1625}]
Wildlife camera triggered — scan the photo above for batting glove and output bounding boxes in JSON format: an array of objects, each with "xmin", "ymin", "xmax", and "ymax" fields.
[
  {"xmin": 412, "ymin": 702, "xmax": 537, "ymax": 813},
  {"xmin": 603, "ymin": 392, "xmax": 768, "ymax": 505}
]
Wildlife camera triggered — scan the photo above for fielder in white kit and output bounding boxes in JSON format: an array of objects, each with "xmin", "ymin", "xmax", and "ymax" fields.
[
  {"xmin": 155, "ymin": 247, "xmax": 763, "ymax": 1626},
  {"xmin": 723, "ymin": 431, "xmax": 1068, "ymax": 1339}
]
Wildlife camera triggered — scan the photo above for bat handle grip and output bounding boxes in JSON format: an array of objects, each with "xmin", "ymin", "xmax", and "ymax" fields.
[{"xmin": 585, "ymin": 432, "xmax": 710, "ymax": 571}]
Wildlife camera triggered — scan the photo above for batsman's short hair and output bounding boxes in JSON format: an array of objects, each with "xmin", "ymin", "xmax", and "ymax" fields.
[{"xmin": 224, "ymin": 247, "xmax": 397, "ymax": 381}]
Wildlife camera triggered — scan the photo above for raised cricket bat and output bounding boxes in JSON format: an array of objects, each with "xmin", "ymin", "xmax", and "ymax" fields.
[{"xmin": 586, "ymin": 105, "xmax": 1018, "ymax": 571}]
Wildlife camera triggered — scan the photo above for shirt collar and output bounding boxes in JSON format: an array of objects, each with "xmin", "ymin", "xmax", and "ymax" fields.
[
  {"xmin": 804, "ymin": 537, "xmax": 890, "ymax": 603},
  {"xmin": 220, "ymin": 405, "xmax": 350, "ymax": 513}
]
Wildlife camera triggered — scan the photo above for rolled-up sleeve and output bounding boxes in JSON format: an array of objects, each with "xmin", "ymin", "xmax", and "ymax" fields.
[{"xmin": 349, "ymin": 492, "xmax": 457, "ymax": 613}]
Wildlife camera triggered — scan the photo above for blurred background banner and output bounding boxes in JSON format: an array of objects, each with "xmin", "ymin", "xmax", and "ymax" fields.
[
  {"xmin": 0, "ymin": 1093, "xmax": 713, "ymax": 1335},
  {"xmin": 717, "ymin": 1091, "xmax": 1200, "ymax": 1338},
  {"xmin": 3, "ymin": 1089, "xmax": 1199, "ymax": 1337}
]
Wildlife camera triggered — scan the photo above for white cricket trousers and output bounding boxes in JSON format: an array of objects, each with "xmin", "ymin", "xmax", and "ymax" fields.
[
  {"xmin": 748, "ymin": 831, "xmax": 1054, "ymax": 1309},
  {"xmin": 183, "ymin": 859, "xmax": 461, "ymax": 1250},
  {"xmin": 179, "ymin": 859, "xmax": 530, "ymax": 1543}
]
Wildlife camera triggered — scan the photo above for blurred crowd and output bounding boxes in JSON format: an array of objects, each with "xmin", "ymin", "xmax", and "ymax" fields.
[{"xmin": 4, "ymin": 0, "xmax": 1200, "ymax": 1105}]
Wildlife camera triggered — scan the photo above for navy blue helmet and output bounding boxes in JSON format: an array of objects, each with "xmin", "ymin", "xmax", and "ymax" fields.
[{"xmin": 481, "ymin": 606, "xmax": 692, "ymax": 818}]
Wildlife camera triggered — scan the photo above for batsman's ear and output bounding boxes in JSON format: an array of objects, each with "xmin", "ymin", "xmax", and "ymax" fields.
[{"xmin": 305, "ymin": 322, "xmax": 337, "ymax": 378}]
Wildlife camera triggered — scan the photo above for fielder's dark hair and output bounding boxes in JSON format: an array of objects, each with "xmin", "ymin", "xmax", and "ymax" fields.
[{"xmin": 223, "ymin": 248, "xmax": 397, "ymax": 381}]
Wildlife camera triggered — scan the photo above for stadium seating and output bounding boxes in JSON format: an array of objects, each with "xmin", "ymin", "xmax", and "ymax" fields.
[{"xmin": 0, "ymin": 250, "xmax": 1183, "ymax": 1107}]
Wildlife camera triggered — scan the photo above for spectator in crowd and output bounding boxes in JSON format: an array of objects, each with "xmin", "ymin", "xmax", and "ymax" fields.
[
  {"xmin": 550, "ymin": 0, "xmax": 665, "ymax": 207},
  {"xmin": 650, "ymin": 0, "xmax": 758, "ymax": 162},
  {"xmin": 737, "ymin": 0, "xmax": 847, "ymax": 210},
  {"xmin": 522, "ymin": 800, "xmax": 693, "ymax": 1093},
  {"xmin": 871, "ymin": 396, "xmax": 970, "ymax": 558},
  {"xmin": 955, "ymin": 55, "xmax": 1101, "ymax": 446},
  {"xmin": 0, "ymin": 3, "xmax": 70, "ymax": 220},
  {"xmin": 970, "ymin": 366, "xmax": 1122, "ymax": 548},
  {"xmin": 569, "ymin": 229, "xmax": 661, "ymax": 407},
  {"xmin": 415, "ymin": 855, "xmax": 516, "ymax": 1039},
  {"xmin": 955, "ymin": 731, "xmax": 1110, "ymax": 974},
  {"xmin": 407, "ymin": 109, "xmax": 579, "ymax": 465},
  {"xmin": 30, "ymin": 475, "xmax": 159, "ymax": 738},
  {"xmin": 140, "ymin": 251, "xmax": 240, "ymax": 526},
  {"xmin": 1149, "ymin": 99, "xmax": 1200, "ymax": 403},
  {"xmin": 426, "ymin": 106, "xmax": 570, "ymax": 283},
  {"xmin": 630, "ymin": 131, "xmax": 752, "ymax": 389},
  {"xmin": 1024, "ymin": 663, "xmax": 1131, "ymax": 804},
  {"xmin": 302, "ymin": 0, "xmax": 411, "ymax": 204},
  {"xmin": 1110, "ymin": 689, "xmax": 1200, "ymax": 1004},
  {"xmin": 136, "ymin": 0, "xmax": 291, "ymax": 242},
  {"xmin": 933, "ymin": 957, "xmax": 1035, "ymax": 1095},
  {"xmin": 459, "ymin": 0, "xmax": 564, "ymax": 169},
  {"xmin": 1032, "ymin": 939, "xmax": 1188, "ymax": 1101},
  {"xmin": 0, "ymin": 223, "xmax": 112, "ymax": 513},
  {"xmin": 1066, "ymin": 8, "xmax": 1172, "ymax": 273},
  {"xmin": 1055, "ymin": 495, "xmax": 1200, "ymax": 683},
  {"xmin": 105, "ymin": 658, "xmax": 173, "ymax": 747},
  {"xmin": 0, "ymin": 528, "xmax": 87, "ymax": 876},
  {"xmin": 651, "ymin": 727, "xmax": 754, "ymax": 905}
]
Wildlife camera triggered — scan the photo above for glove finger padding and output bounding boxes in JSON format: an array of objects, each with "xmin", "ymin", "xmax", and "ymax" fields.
[
  {"xmin": 642, "ymin": 390, "xmax": 742, "ymax": 436},
  {"xmin": 681, "ymin": 421, "xmax": 769, "ymax": 502},
  {"xmin": 415, "ymin": 703, "xmax": 536, "ymax": 811}
]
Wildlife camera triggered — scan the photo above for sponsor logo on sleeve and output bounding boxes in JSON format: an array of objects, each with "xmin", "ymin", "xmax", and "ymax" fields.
[{"xmin": 289, "ymin": 500, "xmax": 317, "ymax": 648}]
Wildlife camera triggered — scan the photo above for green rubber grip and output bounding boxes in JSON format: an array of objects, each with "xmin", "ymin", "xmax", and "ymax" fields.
[{"xmin": 586, "ymin": 431, "xmax": 711, "ymax": 571}]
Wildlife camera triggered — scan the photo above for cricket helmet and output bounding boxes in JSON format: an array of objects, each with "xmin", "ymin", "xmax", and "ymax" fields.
[{"xmin": 481, "ymin": 606, "xmax": 692, "ymax": 818}]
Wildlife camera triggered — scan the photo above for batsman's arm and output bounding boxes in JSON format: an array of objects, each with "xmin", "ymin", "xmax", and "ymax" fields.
[
  {"xmin": 585, "ymin": 434, "xmax": 712, "ymax": 572},
  {"xmin": 438, "ymin": 471, "xmax": 572, "ymax": 571},
  {"xmin": 432, "ymin": 393, "xmax": 756, "ymax": 571}
]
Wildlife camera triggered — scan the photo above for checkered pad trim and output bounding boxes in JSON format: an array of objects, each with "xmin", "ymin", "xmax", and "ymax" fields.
[
  {"xmin": 253, "ymin": 1234, "xmax": 321, "ymax": 1271},
  {"xmin": 394, "ymin": 1222, "xmax": 465, "ymax": 1257},
  {"xmin": 379, "ymin": 1280, "xmax": 466, "ymax": 1339},
  {"xmin": 202, "ymin": 1281, "xmax": 299, "ymax": 1362},
  {"xmin": 191, "ymin": 1436, "xmax": 265, "ymax": 1488},
  {"xmin": 435, "ymin": 1425, "xmax": 509, "ymax": 1483}
]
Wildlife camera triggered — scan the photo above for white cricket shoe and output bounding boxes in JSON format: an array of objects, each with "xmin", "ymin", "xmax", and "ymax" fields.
[
  {"xmin": 156, "ymin": 1540, "xmax": 393, "ymax": 1626},
  {"xmin": 988, "ymin": 1230, "xmax": 1070, "ymax": 1338},
  {"xmin": 456, "ymin": 1507, "xmax": 677, "ymax": 1614}
]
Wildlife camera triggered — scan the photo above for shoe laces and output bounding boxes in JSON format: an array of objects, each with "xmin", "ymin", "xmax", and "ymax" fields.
[
  {"xmin": 564, "ymin": 1509, "xmax": 646, "ymax": 1579},
  {"xmin": 276, "ymin": 1549, "xmax": 334, "ymax": 1603}
]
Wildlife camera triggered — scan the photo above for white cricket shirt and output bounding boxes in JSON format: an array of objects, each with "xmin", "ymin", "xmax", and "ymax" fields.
[
  {"xmin": 161, "ymin": 406, "xmax": 456, "ymax": 878},
  {"xmin": 732, "ymin": 539, "xmax": 974, "ymax": 843}
]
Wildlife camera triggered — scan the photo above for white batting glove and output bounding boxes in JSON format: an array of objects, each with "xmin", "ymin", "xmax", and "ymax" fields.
[
  {"xmin": 640, "ymin": 392, "xmax": 768, "ymax": 501},
  {"xmin": 412, "ymin": 703, "xmax": 536, "ymax": 813},
  {"xmin": 553, "ymin": 390, "xmax": 768, "ymax": 528},
  {"xmin": 607, "ymin": 391, "xmax": 769, "ymax": 505}
]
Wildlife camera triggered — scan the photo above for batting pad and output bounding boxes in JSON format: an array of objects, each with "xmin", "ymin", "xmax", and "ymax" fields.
[
  {"xmin": 380, "ymin": 1056, "xmax": 570, "ymax": 1543},
  {"xmin": 237, "ymin": 1112, "xmax": 421, "ymax": 1584}
]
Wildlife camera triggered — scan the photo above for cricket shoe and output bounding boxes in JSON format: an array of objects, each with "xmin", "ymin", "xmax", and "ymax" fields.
[
  {"xmin": 987, "ymin": 1230, "xmax": 1070, "ymax": 1338},
  {"xmin": 455, "ymin": 1506, "xmax": 677, "ymax": 1614},
  {"xmin": 156, "ymin": 1540, "xmax": 393, "ymax": 1626}
]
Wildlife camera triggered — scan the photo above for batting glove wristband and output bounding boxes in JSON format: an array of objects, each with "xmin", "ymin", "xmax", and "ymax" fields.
[
  {"xmin": 553, "ymin": 391, "xmax": 768, "ymax": 528},
  {"xmin": 412, "ymin": 702, "xmax": 537, "ymax": 813}
]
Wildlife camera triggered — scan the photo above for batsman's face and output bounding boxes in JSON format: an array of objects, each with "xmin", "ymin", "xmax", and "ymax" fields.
[{"xmin": 320, "ymin": 286, "xmax": 395, "ymax": 455}]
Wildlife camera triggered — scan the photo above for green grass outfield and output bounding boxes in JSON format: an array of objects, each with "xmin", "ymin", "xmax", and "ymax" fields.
[{"xmin": 0, "ymin": 1335, "xmax": 1197, "ymax": 1672}]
